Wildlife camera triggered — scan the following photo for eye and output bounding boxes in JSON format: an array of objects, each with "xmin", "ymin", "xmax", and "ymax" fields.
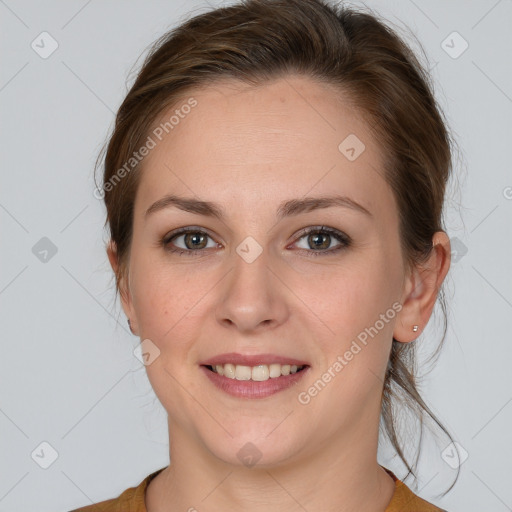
[
  {"xmin": 162, "ymin": 227, "xmax": 219, "ymax": 256},
  {"xmin": 291, "ymin": 226, "xmax": 351, "ymax": 256},
  {"xmin": 161, "ymin": 225, "xmax": 351, "ymax": 257}
]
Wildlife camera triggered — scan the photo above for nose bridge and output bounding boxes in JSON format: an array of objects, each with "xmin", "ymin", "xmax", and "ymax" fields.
[
  {"xmin": 215, "ymin": 238, "xmax": 288, "ymax": 331},
  {"xmin": 232, "ymin": 238, "xmax": 269, "ymax": 291}
]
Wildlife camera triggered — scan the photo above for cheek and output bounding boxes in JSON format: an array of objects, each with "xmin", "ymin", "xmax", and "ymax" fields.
[
  {"xmin": 296, "ymin": 257, "xmax": 399, "ymax": 341},
  {"xmin": 130, "ymin": 256, "xmax": 219, "ymax": 360},
  {"xmin": 299, "ymin": 255, "xmax": 399, "ymax": 401},
  {"xmin": 298, "ymin": 264, "xmax": 397, "ymax": 417},
  {"xmin": 130, "ymin": 264, "xmax": 206, "ymax": 400}
]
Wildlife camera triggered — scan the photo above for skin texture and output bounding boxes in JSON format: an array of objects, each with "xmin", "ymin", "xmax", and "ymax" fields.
[{"xmin": 108, "ymin": 75, "xmax": 451, "ymax": 512}]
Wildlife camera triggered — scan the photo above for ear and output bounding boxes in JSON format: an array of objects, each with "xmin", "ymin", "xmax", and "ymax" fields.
[
  {"xmin": 107, "ymin": 240, "xmax": 139, "ymax": 336},
  {"xmin": 393, "ymin": 231, "xmax": 451, "ymax": 343}
]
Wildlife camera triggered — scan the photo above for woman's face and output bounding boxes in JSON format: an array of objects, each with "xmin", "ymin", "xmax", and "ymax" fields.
[{"xmin": 119, "ymin": 75, "xmax": 411, "ymax": 468}]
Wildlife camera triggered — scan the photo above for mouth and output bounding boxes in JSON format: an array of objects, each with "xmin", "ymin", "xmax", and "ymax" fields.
[
  {"xmin": 203, "ymin": 363, "xmax": 308, "ymax": 382},
  {"xmin": 199, "ymin": 353, "xmax": 311, "ymax": 398},
  {"xmin": 200, "ymin": 362, "xmax": 310, "ymax": 399}
]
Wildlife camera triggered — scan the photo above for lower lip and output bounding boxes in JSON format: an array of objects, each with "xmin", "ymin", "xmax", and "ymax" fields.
[{"xmin": 200, "ymin": 365, "xmax": 309, "ymax": 399}]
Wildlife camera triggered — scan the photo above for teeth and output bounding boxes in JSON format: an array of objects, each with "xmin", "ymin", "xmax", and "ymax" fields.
[
  {"xmin": 235, "ymin": 365, "xmax": 252, "ymax": 380},
  {"xmin": 223, "ymin": 363, "xmax": 235, "ymax": 379},
  {"xmin": 269, "ymin": 364, "xmax": 282, "ymax": 378},
  {"xmin": 210, "ymin": 363, "xmax": 305, "ymax": 381},
  {"xmin": 251, "ymin": 365, "xmax": 269, "ymax": 381}
]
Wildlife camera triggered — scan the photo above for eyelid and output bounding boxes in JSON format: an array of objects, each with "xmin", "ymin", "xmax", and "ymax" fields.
[
  {"xmin": 288, "ymin": 225, "xmax": 351, "ymax": 254},
  {"xmin": 161, "ymin": 226, "xmax": 220, "ymax": 257},
  {"xmin": 292, "ymin": 225, "xmax": 350, "ymax": 244},
  {"xmin": 163, "ymin": 225, "xmax": 219, "ymax": 244}
]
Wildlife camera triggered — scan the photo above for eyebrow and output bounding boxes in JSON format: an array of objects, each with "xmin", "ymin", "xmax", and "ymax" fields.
[{"xmin": 144, "ymin": 193, "xmax": 372, "ymax": 221}]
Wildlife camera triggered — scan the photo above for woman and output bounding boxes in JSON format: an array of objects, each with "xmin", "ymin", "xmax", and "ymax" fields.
[{"xmin": 73, "ymin": 0, "xmax": 459, "ymax": 510}]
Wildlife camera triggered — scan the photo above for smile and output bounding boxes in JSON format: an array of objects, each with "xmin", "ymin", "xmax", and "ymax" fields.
[
  {"xmin": 206, "ymin": 363, "xmax": 307, "ymax": 381},
  {"xmin": 201, "ymin": 363, "xmax": 310, "ymax": 399}
]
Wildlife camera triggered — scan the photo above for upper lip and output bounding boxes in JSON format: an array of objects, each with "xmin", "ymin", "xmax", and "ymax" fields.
[{"xmin": 200, "ymin": 352, "xmax": 309, "ymax": 367}]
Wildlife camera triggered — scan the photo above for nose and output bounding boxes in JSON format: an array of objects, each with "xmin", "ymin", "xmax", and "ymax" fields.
[{"xmin": 215, "ymin": 245, "xmax": 289, "ymax": 333}]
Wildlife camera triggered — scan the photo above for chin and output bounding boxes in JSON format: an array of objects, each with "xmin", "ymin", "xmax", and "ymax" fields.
[{"xmin": 205, "ymin": 430, "xmax": 302, "ymax": 470}]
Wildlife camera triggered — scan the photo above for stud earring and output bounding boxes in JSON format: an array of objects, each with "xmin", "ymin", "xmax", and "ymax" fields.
[{"xmin": 412, "ymin": 325, "xmax": 419, "ymax": 332}]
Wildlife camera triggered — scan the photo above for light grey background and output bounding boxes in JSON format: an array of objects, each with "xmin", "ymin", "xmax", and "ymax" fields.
[{"xmin": 1, "ymin": 0, "xmax": 511, "ymax": 511}]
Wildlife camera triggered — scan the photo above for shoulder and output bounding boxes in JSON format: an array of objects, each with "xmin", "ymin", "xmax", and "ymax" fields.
[
  {"xmin": 388, "ymin": 480, "xmax": 448, "ymax": 511},
  {"xmin": 383, "ymin": 466, "xmax": 449, "ymax": 512},
  {"xmin": 69, "ymin": 467, "xmax": 167, "ymax": 512}
]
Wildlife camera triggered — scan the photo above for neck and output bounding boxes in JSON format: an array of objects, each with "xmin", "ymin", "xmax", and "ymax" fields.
[{"xmin": 146, "ymin": 417, "xmax": 396, "ymax": 512}]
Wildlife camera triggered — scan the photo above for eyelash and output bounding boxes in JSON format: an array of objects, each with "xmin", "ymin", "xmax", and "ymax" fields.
[{"xmin": 161, "ymin": 226, "xmax": 351, "ymax": 258}]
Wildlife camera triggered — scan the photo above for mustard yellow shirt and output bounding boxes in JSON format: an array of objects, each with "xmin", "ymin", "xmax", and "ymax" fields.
[{"xmin": 70, "ymin": 465, "xmax": 448, "ymax": 511}]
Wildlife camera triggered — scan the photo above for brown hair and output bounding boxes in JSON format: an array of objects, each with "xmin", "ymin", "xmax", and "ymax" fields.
[{"xmin": 96, "ymin": 0, "xmax": 460, "ymax": 493}]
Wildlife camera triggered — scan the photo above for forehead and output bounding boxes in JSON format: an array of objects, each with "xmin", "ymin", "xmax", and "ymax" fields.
[{"xmin": 136, "ymin": 75, "xmax": 393, "ymax": 220}]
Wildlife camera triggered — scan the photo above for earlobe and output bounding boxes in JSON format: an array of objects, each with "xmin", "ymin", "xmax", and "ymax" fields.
[
  {"xmin": 106, "ymin": 240, "xmax": 139, "ymax": 336},
  {"xmin": 393, "ymin": 231, "xmax": 451, "ymax": 343},
  {"xmin": 393, "ymin": 265, "xmax": 424, "ymax": 343}
]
